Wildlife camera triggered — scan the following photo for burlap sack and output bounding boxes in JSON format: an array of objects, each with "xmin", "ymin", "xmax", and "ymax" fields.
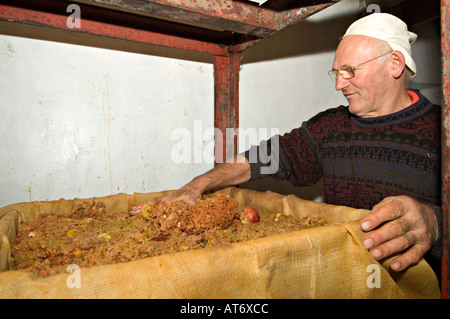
[{"xmin": 0, "ymin": 187, "xmax": 440, "ymax": 299}]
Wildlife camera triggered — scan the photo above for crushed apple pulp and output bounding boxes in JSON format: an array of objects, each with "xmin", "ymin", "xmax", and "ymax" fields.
[{"xmin": 12, "ymin": 193, "xmax": 327, "ymax": 277}]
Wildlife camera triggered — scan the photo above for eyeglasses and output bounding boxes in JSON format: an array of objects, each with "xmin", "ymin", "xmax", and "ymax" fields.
[{"xmin": 328, "ymin": 51, "xmax": 393, "ymax": 81}]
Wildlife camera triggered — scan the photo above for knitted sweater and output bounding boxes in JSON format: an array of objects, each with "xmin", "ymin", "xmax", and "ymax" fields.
[{"xmin": 243, "ymin": 90, "xmax": 442, "ymax": 266}]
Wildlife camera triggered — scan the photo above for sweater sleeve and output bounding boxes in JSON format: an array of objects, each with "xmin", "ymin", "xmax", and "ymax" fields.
[
  {"xmin": 241, "ymin": 122, "xmax": 324, "ymax": 187},
  {"xmin": 277, "ymin": 124, "xmax": 324, "ymax": 186},
  {"xmin": 242, "ymin": 106, "xmax": 350, "ymax": 187},
  {"xmin": 241, "ymin": 135, "xmax": 295, "ymax": 182}
]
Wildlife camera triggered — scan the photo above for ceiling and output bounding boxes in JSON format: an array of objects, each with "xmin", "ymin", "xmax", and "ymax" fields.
[{"xmin": 363, "ymin": 0, "xmax": 440, "ymax": 27}]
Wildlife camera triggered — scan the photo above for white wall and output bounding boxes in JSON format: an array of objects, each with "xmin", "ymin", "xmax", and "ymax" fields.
[{"xmin": 0, "ymin": 36, "xmax": 213, "ymax": 206}]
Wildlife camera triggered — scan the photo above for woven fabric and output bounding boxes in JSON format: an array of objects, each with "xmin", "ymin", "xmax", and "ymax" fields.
[{"xmin": 0, "ymin": 187, "xmax": 440, "ymax": 299}]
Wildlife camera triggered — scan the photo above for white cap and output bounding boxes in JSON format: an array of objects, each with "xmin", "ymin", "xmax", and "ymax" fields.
[{"xmin": 343, "ymin": 13, "xmax": 418, "ymax": 78}]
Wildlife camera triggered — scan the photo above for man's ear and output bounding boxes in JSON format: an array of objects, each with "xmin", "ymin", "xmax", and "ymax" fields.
[{"xmin": 390, "ymin": 51, "xmax": 407, "ymax": 79}]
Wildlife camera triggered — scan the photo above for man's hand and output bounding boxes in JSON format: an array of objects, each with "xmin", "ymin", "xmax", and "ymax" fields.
[
  {"xmin": 130, "ymin": 155, "xmax": 251, "ymax": 216},
  {"xmin": 360, "ymin": 196, "xmax": 439, "ymax": 272},
  {"xmin": 129, "ymin": 185, "xmax": 202, "ymax": 215}
]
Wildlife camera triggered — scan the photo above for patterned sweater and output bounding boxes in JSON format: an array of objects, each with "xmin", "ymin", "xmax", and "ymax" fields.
[{"xmin": 244, "ymin": 90, "xmax": 442, "ymax": 265}]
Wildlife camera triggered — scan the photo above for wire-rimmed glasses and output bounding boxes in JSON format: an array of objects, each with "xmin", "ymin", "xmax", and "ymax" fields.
[{"xmin": 328, "ymin": 51, "xmax": 393, "ymax": 81}]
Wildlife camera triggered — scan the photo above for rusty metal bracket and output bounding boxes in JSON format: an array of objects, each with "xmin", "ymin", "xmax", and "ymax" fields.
[
  {"xmin": 73, "ymin": 0, "xmax": 338, "ymax": 38},
  {"xmin": 0, "ymin": 0, "xmax": 230, "ymax": 56},
  {"xmin": 214, "ymin": 53, "xmax": 240, "ymax": 164},
  {"xmin": 441, "ymin": 0, "xmax": 450, "ymax": 300}
]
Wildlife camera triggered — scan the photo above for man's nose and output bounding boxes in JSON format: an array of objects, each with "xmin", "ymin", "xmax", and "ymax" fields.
[{"xmin": 335, "ymin": 74, "xmax": 350, "ymax": 91}]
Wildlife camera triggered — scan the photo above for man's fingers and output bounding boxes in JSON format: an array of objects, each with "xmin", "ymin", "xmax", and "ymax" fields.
[
  {"xmin": 362, "ymin": 216, "xmax": 409, "ymax": 248},
  {"xmin": 364, "ymin": 231, "xmax": 414, "ymax": 260},
  {"xmin": 130, "ymin": 191, "xmax": 199, "ymax": 216},
  {"xmin": 363, "ymin": 227, "xmax": 429, "ymax": 272},
  {"xmin": 130, "ymin": 203, "xmax": 145, "ymax": 215},
  {"xmin": 359, "ymin": 196, "xmax": 438, "ymax": 272},
  {"xmin": 161, "ymin": 193, "xmax": 196, "ymax": 206},
  {"xmin": 161, "ymin": 189, "xmax": 201, "ymax": 206},
  {"xmin": 388, "ymin": 244, "xmax": 424, "ymax": 272},
  {"xmin": 361, "ymin": 197, "xmax": 405, "ymax": 232}
]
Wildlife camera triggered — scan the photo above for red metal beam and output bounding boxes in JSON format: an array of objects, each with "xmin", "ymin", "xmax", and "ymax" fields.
[
  {"xmin": 78, "ymin": 0, "xmax": 339, "ymax": 38},
  {"xmin": 214, "ymin": 53, "xmax": 240, "ymax": 165},
  {"xmin": 0, "ymin": 1, "xmax": 229, "ymax": 56},
  {"xmin": 441, "ymin": 0, "xmax": 450, "ymax": 300}
]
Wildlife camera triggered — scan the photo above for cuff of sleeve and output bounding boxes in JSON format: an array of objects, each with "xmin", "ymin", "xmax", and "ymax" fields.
[
  {"xmin": 241, "ymin": 146, "xmax": 264, "ymax": 181},
  {"xmin": 428, "ymin": 203, "xmax": 443, "ymax": 260}
]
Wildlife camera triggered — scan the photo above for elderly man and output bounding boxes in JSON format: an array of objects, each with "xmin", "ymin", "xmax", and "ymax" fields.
[{"xmin": 132, "ymin": 13, "xmax": 442, "ymax": 278}]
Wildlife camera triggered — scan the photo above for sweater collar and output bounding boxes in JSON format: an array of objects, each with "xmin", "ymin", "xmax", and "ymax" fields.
[{"xmin": 351, "ymin": 90, "xmax": 431, "ymax": 128}]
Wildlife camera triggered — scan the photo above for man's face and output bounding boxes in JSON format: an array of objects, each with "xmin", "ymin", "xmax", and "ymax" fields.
[{"xmin": 332, "ymin": 35, "xmax": 392, "ymax": 118}]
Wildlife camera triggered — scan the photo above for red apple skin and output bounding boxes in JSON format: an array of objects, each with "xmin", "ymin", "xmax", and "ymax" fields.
[{"xmin": 244, "ymin": 207, "xmax": 260, "ymax": 223}]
